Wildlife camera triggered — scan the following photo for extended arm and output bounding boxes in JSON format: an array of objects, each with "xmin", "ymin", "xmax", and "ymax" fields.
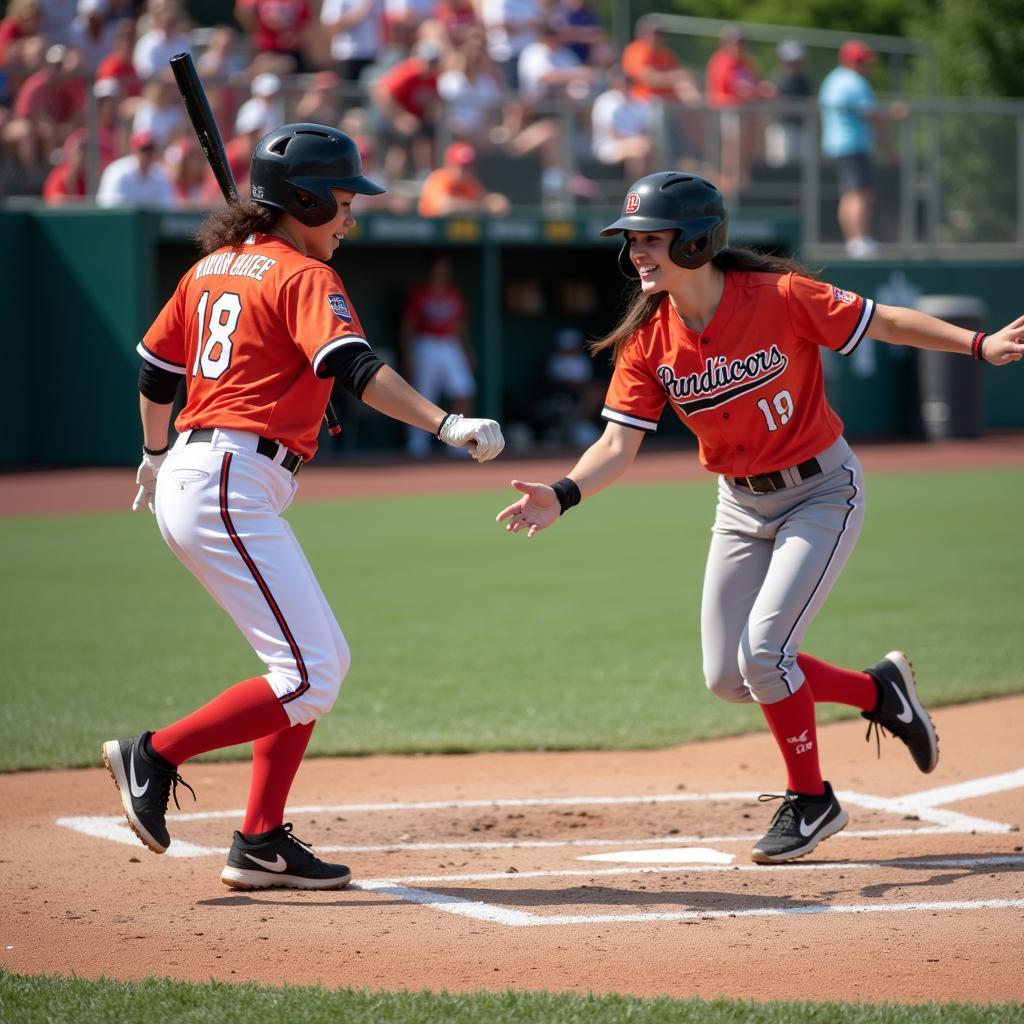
[
  {"xmin": 496, "ymin": 420, "xmax": 645, "ymax": 537},
  {"xmin": 361, "ymin": 364, "xmax": 504, "ymax": 461},
  {"xmin": 870, "ymin": 304, "xmax": 1024, "ymax": 365}
]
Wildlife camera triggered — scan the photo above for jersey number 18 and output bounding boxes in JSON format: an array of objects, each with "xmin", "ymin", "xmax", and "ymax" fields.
[{"xmin": 193, "ymin": 290, "xmax": 242, "ymax": 380}]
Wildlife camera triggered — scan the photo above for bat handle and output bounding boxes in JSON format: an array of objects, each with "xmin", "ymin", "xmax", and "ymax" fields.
[{"xmin": 325, "ymin": 401, "xmax": 342, "ymax": 436}]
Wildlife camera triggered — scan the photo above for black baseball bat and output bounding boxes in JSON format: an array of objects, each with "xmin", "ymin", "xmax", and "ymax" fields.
[{"xmin": 168, "ymin": 52, "xmax": 342, "ymax": 437}]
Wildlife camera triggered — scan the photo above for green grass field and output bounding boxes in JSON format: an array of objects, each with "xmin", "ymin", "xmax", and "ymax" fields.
[
  {"xmin": 2, "ymin": 466, "xmax": 1022, "ymax": 1019},
  {"xmin": 2, "ymin": 972, "xmax": 1023, "ymax": 1024},
  {"xmin": 1, "ymin": 468, "xmax": 1021, "ymax": 772}
]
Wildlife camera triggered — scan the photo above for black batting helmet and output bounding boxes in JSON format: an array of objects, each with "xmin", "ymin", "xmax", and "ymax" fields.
[
  {"xmin": 250, "ymin": 123, "xmax": 385, "ymax": 227},
  {"xmin": 601, "ymin": 172, "xmax": 729, "ymax": 278}
]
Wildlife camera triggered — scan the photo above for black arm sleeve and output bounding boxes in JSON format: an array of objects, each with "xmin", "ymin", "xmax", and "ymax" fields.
[
  {"xmin": 138, "ymin": 360, "xmax": 181, "ymax": 404},
  {"xmin": 317, "ymin": 344, "xmax": 386, "ymax": 399}
]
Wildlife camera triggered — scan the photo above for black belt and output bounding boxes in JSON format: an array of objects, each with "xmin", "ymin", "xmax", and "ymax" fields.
[
  {"xmin": 185, "ymin": 428, "xmax": 304, "ymax": 476},
  {"xmin": 730, "ymin": 457, "xmax": 822, "ymax": 495}
]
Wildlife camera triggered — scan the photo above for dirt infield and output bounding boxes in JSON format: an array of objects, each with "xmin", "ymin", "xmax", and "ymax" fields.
[
  {"xmin": 2, "ymin": 696, "xmax": 1023, "ymax": 1002},
  {"xmin": 3, "ymin": 435, "xmax": 1023, "ymax": 1002},
  {"xmin": 3, "ymin": 433, "xmax": 1023, "ymax": 517}
]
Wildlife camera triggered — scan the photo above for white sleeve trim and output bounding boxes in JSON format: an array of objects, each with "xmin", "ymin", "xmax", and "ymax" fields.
[
  {"xmin": 312, "ymin": 335, "xmax": 370, "ymax": 375},
  {"xmin": 837, "ymin": 297, "xmax": 875, "ymax": 356},
  {"xmin": 602, "ymin": 407, "xmax": 658, "ymax": 432},
  {"xmin": 136, "ymin": 342, "xmax": 185, "ymax": 374}
]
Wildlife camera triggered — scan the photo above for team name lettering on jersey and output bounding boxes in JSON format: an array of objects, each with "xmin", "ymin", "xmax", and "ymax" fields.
[
  {"xmin": 657, "ymin": 345, "xmax": 789, "ymax": 417},
  {"xmin": 193, "ymin": 252, "xmax": 277, "ymax": 281}
]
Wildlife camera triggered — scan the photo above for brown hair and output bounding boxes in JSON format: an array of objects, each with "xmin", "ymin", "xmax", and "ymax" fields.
[
  {"xmin": 589, "ymin": 247, "xmax": 818, "ymax": 363},
  {"xmin": 194, "ymin": 200, "xmax": 279, "ymax": 255}
]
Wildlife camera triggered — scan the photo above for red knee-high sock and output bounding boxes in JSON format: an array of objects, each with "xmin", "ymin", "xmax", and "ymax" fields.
[
  {"xmin": 150, "ymin": 677, "xmax": 291, "ymax": 766},
  {"xmin": 759, "ymin": 682, "xmax": 824, "ymax": 796},
  {"xmin": 241, "ymin": 720, "xmax": 315, "ymax": 836},
  {"xmin": 798, "ymin": 653, "xmax": 878, "ymax": 712}
]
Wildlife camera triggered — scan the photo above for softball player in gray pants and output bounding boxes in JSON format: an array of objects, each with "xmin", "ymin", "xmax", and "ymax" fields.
[{"xmin": 498, "ymin": 171, "xmax": 1024, "ymax": 863}]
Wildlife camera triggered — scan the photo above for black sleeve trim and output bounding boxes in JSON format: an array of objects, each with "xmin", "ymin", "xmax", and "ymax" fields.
[
  {"xmin": 139, "ymin": 360, "xmax": 181, "ymax": 404},
  {"xmin": 318, "ymin": 344, "xmax": 387, "ymax": 398}
]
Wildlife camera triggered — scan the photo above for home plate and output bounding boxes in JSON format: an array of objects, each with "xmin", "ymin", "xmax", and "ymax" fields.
[{"xmin": 577, "ymin": 847, "xmax": 735, "ymax": 865}]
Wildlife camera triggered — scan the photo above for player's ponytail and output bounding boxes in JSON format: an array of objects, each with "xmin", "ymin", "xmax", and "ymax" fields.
[{"xmin": 194, "ymin": 200, "xmax": 279, "ymax": 255}]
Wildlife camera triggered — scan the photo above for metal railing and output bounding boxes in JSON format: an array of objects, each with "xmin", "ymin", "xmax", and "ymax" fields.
[{"xmin": 4, "ymin": 70, "xmax": 1022, "ymax": 259}]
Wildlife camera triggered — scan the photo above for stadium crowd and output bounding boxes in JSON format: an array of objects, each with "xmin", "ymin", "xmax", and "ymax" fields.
[{"xmin": 0, "ymin": 0, "xmax": 845, "ymax": 214}]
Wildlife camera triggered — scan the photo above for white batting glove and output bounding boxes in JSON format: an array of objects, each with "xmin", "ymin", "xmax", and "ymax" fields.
[
  {"xmin": 132, "ymin": 449, "xmax": 167, "ymax": 513},
  {"xmin": 437, "ymin": 414, "xmax": 505, "ymax": 463}
]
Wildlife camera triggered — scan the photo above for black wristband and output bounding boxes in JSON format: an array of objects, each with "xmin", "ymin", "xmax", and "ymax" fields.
[
  {"xmin": 550, "ymin": 477, "xmax": 581, "ymax": 515},
  {"xmin": 143, "ymin": 444, "xmax": 169, "ymax": 456},
  {"xmin": 436, "ymin": 412, "xmax": 456, "ymax": 440}
]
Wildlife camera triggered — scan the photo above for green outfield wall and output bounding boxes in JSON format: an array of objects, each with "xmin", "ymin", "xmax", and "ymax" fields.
[{"xmin": 0, "ymin": 206, "xmax": 1019, "ymax": 467}]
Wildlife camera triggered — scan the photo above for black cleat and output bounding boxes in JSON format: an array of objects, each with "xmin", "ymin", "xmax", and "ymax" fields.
[
  {"xmin": 751, "ymin": 781, "xmax": 849, "ymax": 864},
  {"xmin": 102, "ymin": 732, "xmax": 195, "ymax": 854},
  {"xmin": 221, "ymin": 823, "xmax": 352, "ymax": 890},
  {"xmin": 862, "ymin": 651, "xmax": 939, "ymax": 773}
]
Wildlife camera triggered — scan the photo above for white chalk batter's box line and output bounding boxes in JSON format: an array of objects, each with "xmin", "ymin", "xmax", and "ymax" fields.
[{"xmin": 57, "ymin": 768, "xmax": 1024, "ymax": 925}]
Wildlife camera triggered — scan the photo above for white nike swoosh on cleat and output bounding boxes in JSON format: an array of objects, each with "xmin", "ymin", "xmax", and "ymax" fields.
[
  {"xmin": 129, "ymin": 754, "xmax": 149, "ymax": 797},
  {"xmin": 244, "ymin": 853, "xmax": 288, "ymax": 871},
  {"xmin": 798, "ymin": 806, "xmax": 833, "ymax": 837},
  {"xmin": 891, "ymin": 681, "xmax": 914, "ymax": 724}
]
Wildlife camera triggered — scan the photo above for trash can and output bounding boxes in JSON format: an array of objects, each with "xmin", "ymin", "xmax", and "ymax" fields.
[{"xmin": 914, "ymin": 295, "xmax": 987, "ymax": 440}]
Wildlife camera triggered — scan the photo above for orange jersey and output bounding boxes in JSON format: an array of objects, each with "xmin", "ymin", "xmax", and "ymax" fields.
[
  {"xmin": 139, "ymin": 233, "xmax": 368, "ymax": 460},
  {"xmin": 417, "ymin": 168, "xmax": 484, "ymax": 217},
  {"xmin": 622, "ymin": 39, "xmax": 681, "ymax": 101},
  {"xmin": 602, "ymin": 271, "xmax": 875, "ymax": 476}
]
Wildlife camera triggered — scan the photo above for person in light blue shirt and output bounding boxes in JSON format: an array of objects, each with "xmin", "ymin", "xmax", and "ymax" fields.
[{"xmin": 818, "ymin": 39, "xmax": 906, "ymax": 257}]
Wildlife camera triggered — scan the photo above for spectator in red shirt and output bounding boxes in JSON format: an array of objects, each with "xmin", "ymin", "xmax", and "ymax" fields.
[
  {"xmin": 234, "ymin": 0, "xmax": 313, "ymax": 74},
  {"xmin": 434, "ymin": 0, "xmax": 479, "ymax": 49},
  {"xmin": 621, "ymin": 20, "xmax": 699, "ymax": 104},
  {"xmin": 704, "ymin": 25, "xmax": 774, "ymax": 192},
  {"xmin": 417, "ymin": 140, "xmax": 509, "ymax": 217},
  {"xmin": 0, "ymin": 0, "xmax": 44, "ymax": 66},
  {"xmin": 400, "ymin": 252, "xmax": 478, "ymax": 457},
  {"xmin": 96, "ymin": 18, "xmax": 142, "ymax": 98},
  {"xmin": 371, "ymin": 37, "xmax": 444, "ymax": 180},
  {"xmin": 6, "ymin": 43, "xmax": 85, "ymax": 175},
  {"xmin": 620, "ymin": 18, "xmax": 700, "ymax": 163},
  {"xmin": 43, "ymin": 134, "xmax": 88, "ymax": 203}
]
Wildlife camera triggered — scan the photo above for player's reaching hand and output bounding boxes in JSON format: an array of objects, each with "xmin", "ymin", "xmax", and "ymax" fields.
[
  {"xmin": 983, "ymin": 314, "xmax": 1024, "ymax": 365},
  {"xmin": 438, "ymin": 413, "xmax": 505, "ymax": 462},
  {"xmin": 497, "ymin": 481, "xmax": 561, "ymax": 538}
]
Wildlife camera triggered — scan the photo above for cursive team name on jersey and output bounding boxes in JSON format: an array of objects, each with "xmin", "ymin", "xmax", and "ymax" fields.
[
  {"xmin": 657, "ymin": 345, "xmax": 789, "ymax": 416},
  {"xmin": 193, "ymin": 252, "xmax": 277, "ymax": 282}
]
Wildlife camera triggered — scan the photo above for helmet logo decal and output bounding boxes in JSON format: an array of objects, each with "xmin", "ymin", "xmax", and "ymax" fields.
[
  {"xmin": 251, "ymin": 185, "xmax": 264, "ymax": 199},
  {"xmin": 624, "ymin": 192, "xmax": 641, "ymax": 214}
]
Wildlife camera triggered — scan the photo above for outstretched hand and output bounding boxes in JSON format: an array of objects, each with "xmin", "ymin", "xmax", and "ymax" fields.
[
  {"xmin": 496, "ymin": 480, "xmax": 560, "ymax": 538},
  {"xmin": 984, "ymin": 314, "xmax": 1024, "ymax": 365}
]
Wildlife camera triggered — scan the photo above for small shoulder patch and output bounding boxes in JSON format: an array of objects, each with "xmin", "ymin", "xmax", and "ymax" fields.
[
  {"xmin": 328, "ymin": 293, "xmax": 353, "ymax": 322},
  {"xmin": 832, "ymin": 286, "xmax": 855, "ymax": 304}
]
